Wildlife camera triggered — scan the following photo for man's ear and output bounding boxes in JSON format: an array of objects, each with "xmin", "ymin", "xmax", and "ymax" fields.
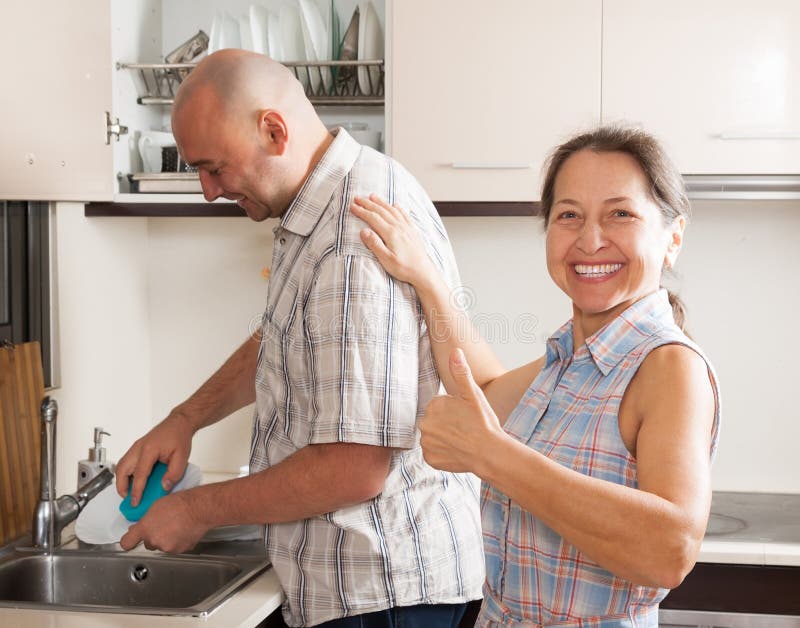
[
  {"xmin": 664, "ymin": 215, "xmax": 686, "ymax": 269},
  {"xmin": 257, "ymin": 110, "xmax": 288, "ymax": 155}
]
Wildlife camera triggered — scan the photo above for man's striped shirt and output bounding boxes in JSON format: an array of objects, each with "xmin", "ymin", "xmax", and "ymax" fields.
[{"xmin": 250, "ymin": 128, "xmax": 485, "ymax": 627}]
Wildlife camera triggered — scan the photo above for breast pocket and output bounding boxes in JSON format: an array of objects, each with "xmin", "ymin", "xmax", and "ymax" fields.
[{"xmin": 258, "ymin": 295, "xmax": 314, "ymax": 448}]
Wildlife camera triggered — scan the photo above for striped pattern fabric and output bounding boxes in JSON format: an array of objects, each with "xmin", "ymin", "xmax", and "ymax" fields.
[
  {"xmin": 479, "ymin": 290, "xmax": 721, "ymax": 628},
  {"xmin": 250, "ymin": 129, "xmax": 484, "ymax": 627}
]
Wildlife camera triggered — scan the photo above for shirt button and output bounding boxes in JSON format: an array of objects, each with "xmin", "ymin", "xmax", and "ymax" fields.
[{"xmin": 279, "ymin": 237, "xmax": 286, "ymax": 245}]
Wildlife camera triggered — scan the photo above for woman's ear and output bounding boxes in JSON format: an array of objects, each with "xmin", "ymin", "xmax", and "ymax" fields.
[
  {"xmin": 257, "ymin": 110, "xmax": 288, "ymax": 155},
  {"xmin": 664, "ymin": 215, "xmax": 686, "ymax": 269}
]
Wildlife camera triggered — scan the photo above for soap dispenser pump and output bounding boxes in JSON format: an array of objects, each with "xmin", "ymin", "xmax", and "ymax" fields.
[{"xmin": 77, "ymin": 427, "xmax": 112, "ymax": 488}]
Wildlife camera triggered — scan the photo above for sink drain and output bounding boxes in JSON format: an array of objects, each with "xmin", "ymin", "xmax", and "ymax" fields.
[{"xmin": 131, "ymin": 564, "xmax": 149, "ymax": 582}]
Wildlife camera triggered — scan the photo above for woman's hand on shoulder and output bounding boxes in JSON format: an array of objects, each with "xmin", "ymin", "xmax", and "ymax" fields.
[{"xmin": 350, "ymin": 194, "xmax": 438, "ymax": 288}]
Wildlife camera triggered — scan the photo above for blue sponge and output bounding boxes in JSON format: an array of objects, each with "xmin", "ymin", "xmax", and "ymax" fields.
[{"xmin": 119, "ymin": 461, "xmax": 170, "ymax": 522}]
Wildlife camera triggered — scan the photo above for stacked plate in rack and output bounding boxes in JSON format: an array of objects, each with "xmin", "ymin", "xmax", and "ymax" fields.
[{"xmin": 205, "ymin": 1, "xmax": 383, "ymax": 96}]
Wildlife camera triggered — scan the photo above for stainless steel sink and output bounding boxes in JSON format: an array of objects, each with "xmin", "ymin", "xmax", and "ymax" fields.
[{"xmin": 0, "ymin": 546, "xmax": 270, "ymax": 616}]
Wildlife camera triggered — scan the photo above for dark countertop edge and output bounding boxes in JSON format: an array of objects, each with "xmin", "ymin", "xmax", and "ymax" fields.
[
  {"xmin": 85, "ymin": 202, "xmax": 247, "ymax": 217},
  {"xmin": 662, "ymin": 561, "xmax": 800, "ymax": 614},
  {"xmin": 84, "ymin": 201, "xmax": 541, "ymax": 218}
]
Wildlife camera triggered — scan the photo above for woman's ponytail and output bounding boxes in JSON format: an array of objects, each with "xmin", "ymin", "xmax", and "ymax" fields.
[{"xmin": 667, "ymin": 290, "xmax": 690, "ymax": 338}]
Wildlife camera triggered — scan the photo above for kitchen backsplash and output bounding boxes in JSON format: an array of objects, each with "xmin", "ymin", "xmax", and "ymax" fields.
[{"xmin": 50, "ymin": 199, "xmax": 800, "ymax": 494}]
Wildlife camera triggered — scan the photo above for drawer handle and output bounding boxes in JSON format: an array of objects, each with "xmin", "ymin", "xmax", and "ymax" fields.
[
  {"xmin": 717, "ymin": 131, "xmax": 800, "ymax": 140},
  {"xmin": 450, "ymin": 162, "xmax": 534, "ymax": 170}
]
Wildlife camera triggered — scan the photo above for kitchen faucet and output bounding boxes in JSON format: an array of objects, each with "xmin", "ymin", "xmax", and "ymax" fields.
[{"xmin": 32, "ymin": 397, "xmax": 114, "ymax": 550}]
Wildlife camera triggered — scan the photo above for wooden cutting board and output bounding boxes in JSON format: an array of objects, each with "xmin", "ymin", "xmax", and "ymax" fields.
[{"xmin": 0, "ymin": 341, "xmax": 44, "ymax": 546}]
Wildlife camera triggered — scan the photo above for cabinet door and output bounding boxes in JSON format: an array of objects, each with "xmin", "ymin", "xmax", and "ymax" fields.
[
  {"xmin": 389, "ymin": 0, "xmax": 601, "ymax": 202},
  {"xmin": 603, "ymin": 0, "xmax": 800, "ymax": 174},
  {"xmin": 0, "ymin": 1, "xmax": 114, "ymax": 201}
]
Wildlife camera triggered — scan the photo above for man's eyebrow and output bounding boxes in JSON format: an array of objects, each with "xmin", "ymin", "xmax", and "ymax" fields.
[{"xmin": 186, "ymin": 158, "xmax": 215, "ymax": 168}]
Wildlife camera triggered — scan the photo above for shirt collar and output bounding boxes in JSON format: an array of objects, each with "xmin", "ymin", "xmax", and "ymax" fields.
[
  {"xmin": 279, "ymin": 128, "xmax": 361, "ymax": 237},
  {"xmin": 545, "ymin": 289, "xmax": 676, "ymax": 376}
]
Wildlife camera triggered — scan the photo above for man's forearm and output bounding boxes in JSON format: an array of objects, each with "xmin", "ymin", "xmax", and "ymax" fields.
[
  {"xmin": 171, "ymin": 334, "xmax": 261, "ymax": 431},
  {"xmin": 184, "ymin": 442, "xmax": 393, "ymax": 527}
]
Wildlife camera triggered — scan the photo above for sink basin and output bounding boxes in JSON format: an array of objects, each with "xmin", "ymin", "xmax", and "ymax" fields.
[{"xmin": 0, "ymin": 550, "xmax": 270, "ymax": 616}]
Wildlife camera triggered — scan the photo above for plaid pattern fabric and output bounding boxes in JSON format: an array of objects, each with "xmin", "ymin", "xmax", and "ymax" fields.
[
  {"xmin": 479, "ymin": 290, "xmax": 721, "ymax": 628},
  {"xmin": 250, "ymin": 129, "xmax": 484, "ymax": 627}
]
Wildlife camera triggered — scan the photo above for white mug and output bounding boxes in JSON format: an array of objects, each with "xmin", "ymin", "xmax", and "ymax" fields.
[{"xmin": 138, "ymin": 131, "xmax": 176, "ymax": 173}]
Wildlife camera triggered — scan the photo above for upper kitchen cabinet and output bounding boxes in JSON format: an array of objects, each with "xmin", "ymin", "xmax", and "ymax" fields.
[
  {"xmin": 602, "ymin": 0, "xmax": 800, "ymax": 174},
  {"xmin": 388, "ymin": 0, "xmax": 601, "ymax": 202},
  {"xmin": 0, "ymin": 0, "xmax": 384, "ymax": 203},
  {"xmin": 0, "ymin": 1, "xmax": 118, "ymax": 201}
]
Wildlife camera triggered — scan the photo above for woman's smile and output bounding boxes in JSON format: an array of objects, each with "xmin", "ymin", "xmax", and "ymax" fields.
[{"xmin": 572, "ymin": 262, "xmax": 624, "ymax": 280}]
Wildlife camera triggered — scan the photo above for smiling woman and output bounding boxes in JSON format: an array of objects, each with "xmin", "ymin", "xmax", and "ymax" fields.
[
  {"xmin": 349, "ymin": 125, "xmax": 721, "ymax": 628},
  {"xmin": 541, "ymin": 126, "xmax": 691, "ymax": 336}
]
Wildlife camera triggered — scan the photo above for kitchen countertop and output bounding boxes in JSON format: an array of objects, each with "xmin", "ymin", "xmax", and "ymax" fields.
[
  {"xmin": 696, "ymin": 491, "xmax": 800, "ymax": 567},
  {"xmin": 2, "ymin": 485, "xmax": 797, "ymax": 626}
]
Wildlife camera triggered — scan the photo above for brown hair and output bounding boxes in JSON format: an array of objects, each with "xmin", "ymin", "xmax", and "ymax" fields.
[{"xmin": 540, "ymin": 125, "xmax": 691, "ymax": 334}]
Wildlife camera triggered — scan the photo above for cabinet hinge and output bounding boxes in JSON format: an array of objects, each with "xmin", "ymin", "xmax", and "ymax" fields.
[{"xmin": 105, "ymin": 111, "xmax": 129, "ymax": 145}]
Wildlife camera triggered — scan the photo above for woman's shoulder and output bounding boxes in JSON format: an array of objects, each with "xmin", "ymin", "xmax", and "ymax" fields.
[
  {"xmin": 629, "ymin": 339, "xmax": 721, "ymax": 457},
  {"xmin": 637, "ymin": 342, "xmax": 711, "ymax": 384}
]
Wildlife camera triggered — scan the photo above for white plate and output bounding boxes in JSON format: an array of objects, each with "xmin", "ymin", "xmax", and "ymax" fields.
[
  {"xmin": 75, "ymin": 463, "xmax": 203, "ymax": 546},
  {"xmin": 250, "ymin": 5, "xmax": 269, "ymax": 56},
  {"xmin": 267, "ymin": 10, "xmax": 282, "ymax": 60},
  {"xmin": 298, "ymin": 0, "xmax": 332, "ymax": 94},
  {"xmin": 208, "ymin": 12, "xmax": 222, "ymax": 54},
  {"xmin": 218, "ymin": 11, "xmax": 241, "ymax": 50},
  {"xmin": 357, "ymin": 0, "xmax": 383, "ymax": 95},
  {"xmin": 238, "ymin": 13, "xmax": 253, "ymax": 51},
  {"xmin": 280, "ymin": 2, "xmax": 308, "ymax": 88}
]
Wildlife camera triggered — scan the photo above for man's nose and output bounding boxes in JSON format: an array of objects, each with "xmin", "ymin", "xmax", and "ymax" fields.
[
  {"xmin": 576, "ymin": 221, "xmax": 608, "ymax": 254},
  {"xmin": 199, "ymin": 170, "xmax": 222, "ymax": 202}
]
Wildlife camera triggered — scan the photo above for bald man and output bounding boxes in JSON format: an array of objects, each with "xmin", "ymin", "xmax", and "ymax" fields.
[{"xmin": 115, "ymin": 51, "xmax": 483, "ymax": 628}]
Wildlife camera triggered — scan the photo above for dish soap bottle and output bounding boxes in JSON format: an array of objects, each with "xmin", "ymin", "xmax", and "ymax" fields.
[{"xmin": 77, "ymin": 427, "xmax": 112, "ymax": 489}]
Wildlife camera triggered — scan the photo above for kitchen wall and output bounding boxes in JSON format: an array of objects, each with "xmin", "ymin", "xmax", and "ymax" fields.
[
  {"xmin": 50, "ymin": 199, "xmax": 800, "ymax": 494},
  {"xmin": 446, "ymin": 201, "xmax": 800, "ymax": 492},
  {"xmin": 50, "ymin": 206, "xmax": 152, "ymax": 493}
]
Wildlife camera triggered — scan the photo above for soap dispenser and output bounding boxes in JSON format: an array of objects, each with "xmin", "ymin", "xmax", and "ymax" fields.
[{"xmin": 77, "ymin": 427, "xmax": 112, "ymax": 488}]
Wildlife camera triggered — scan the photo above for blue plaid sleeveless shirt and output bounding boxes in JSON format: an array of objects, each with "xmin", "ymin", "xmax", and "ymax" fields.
[{"xmin": 480, "ymin": 290, "xmax": 721, "ymax": 627}]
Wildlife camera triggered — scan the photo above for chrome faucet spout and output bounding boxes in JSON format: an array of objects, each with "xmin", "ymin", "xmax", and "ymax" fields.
[
  {"xmin": 33, "ymin": 397, "xmax": 58, "ymax": 550},
  {"xmin": 32, "ymin": 397, "xmax": 115, "ymax": 550}
]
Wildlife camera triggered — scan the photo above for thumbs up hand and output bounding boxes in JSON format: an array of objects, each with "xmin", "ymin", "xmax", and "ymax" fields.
[{"xmin": 419, "ymin": 348, "xmax": 504, "ymax": 473}]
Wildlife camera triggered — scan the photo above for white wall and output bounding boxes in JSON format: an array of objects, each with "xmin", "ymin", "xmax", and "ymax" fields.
[
  {"xmin": 677, "ymin": 200, "xmax": 800, "ymax": 491},
  {"xmin": 51, "ymin": 207, "xmax": 277, "ymax": 493},
  {"xmin": 146, "ymin": 217, "xmax": 276, "ymax": 473},
  {"xmin": 50, "ymin": 206, "xmax": 151, "ymax": 494},
  {"xmin": 51, "ymin": 200, "xmax": 800, "ymax": 494},
  {"xmin": 446, "ymin": 202, "xmax": 800, "ymax": 493}
]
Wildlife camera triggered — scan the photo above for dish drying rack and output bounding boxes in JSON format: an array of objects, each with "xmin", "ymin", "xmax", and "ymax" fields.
[{"xmin": 118, "ymin": 60, "xmax": 385, "ymax": 106}]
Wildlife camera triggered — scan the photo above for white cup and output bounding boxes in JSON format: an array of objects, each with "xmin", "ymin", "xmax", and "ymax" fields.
[
  {"xmin": 138, "ymin": 131, "xmax": 176, "ymax": 173},
  {"xmin": 333, "ymin": 122, "xmax": 382, "ymax": 151},
  {"xmin": 350, "ymin": 128, "xmax": 382, "ymax": 151}
]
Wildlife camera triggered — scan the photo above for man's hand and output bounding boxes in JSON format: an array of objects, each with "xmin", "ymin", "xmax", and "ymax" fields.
[
  {"xmin": 420, "ymin": 348, "xmax": 506, "ymax": 473},
  {"xmin": 115, "ymin": 412, "xmax": 196, "ymax": 507},
  {"xmin": 119, "ymin": 489, "xmax": 209, "ymax": 553}
]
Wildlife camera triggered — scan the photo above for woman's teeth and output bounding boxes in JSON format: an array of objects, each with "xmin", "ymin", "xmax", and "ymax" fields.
[{"xmin": 574, "ymin": 263, "xmax": 622, "ymax": 276}]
